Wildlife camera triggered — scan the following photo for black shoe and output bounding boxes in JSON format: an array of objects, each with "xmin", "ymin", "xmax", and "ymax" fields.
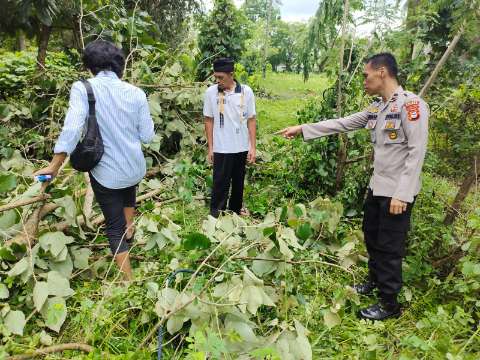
[
  {"xmin": 358, "ymin": 302, "xmax": 401, "ymax": 321},
  {"xmin": 352, "ymin": 282, "xmax": 376, "ymax": 296}
]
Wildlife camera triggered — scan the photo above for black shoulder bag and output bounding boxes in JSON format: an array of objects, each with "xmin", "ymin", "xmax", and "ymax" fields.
[{"xmin": 70, "ymin": 80, "xmax": 104, "ymax": 172}]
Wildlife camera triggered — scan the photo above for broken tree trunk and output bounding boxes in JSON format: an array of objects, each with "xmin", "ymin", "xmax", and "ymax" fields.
[
  {"xmin": 444, "ymin": 154, "xmax": 478, "ymax": 226},
  {"xmin": 419, "ymin": 26, "xmax": 464, "ymax": 98},
  {"xmin": 334, "ymin": 0, "xmax": 350, "ymax": 193},
  {"xmin": 36, "ymin": 24, "xmax": 52, "ymax": 70}
]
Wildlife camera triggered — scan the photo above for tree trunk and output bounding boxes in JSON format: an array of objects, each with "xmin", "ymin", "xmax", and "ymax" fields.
[
  {"xmin": 406, "ymin": 0, "xmax": 420, "ymax": 60},
  {"xmin": 262, "ymin": 0, "xmax": 272, "ymax": 79},
  {"xmin": 444, "ymin": 154, "xmax": 478, "ymax": 225},
  {"xmin": 16, "ymin": 29, "xmax": 26, "ymax": 51},
  {"xmin": 36, "ymin": 24, "xmax": 52, "ymax": 70},
  {"xmin": 334, "ymin": 0, "xmax": 349, "ymax": 192},
  {"xmin": 419, "ymin": 26, "xmax": 464, "ymax": 97}
]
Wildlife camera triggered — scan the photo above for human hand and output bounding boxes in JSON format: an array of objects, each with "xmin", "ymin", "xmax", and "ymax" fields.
[
  {"xmin": 276, "ymin": 125, "xmax": 303, "ymax": 139},
  {"xmin": 247, "ymin": 147, "xmax": 256, "ymax": 164},
  {"xmin": 33, "ymin": 165, "xmax": 58, "ymax": 179},
  {"xmin": 207, "ymin": 149, "xmax": 213, "ymax": 164},
  {"xmin": 389, "ymin": 198, "xmax": 407, "ymax": 215}
]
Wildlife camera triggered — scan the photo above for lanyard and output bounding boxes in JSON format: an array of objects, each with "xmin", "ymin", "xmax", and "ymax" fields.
[{"xmin": 217, "ymin": 85, "xmax": 245, "ymax": 128}]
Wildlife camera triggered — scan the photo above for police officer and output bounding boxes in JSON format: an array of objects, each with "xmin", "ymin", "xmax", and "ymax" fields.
[
  {"xmin": 278, "ymin": 53, "xmax": 429, "ymax": 320},
  {"xmin": 204, "ymin": 58, "xmax": 257, "ymax": 218}
]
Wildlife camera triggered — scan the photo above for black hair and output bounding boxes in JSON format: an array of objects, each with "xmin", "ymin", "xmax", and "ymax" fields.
[
  {"xmin": 82, "ymin": 40, "xmax": 125, "ymax": 78},
  {"xmin": 366, "ymin": 52, "xmax": 398, "ymax": 80}
]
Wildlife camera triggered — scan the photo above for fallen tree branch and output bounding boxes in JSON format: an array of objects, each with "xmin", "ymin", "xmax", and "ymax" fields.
[
  {"xmin": 5, "ymin": 203, "xmax": 59, "ymax": 247},
  {"xmin": 234, "ymin": 256, "xmax": 356, "ymax": 281},
  {"xmin": 0, "ymin": 194, "xmax": 51, "ymax": 213},
  {"xmin": 83, "ymin": 173, "xmax": 94, "ymax": 221},
  {"xmin": 6, "ymin": 343, "xmax": 94, "ymax": 360},
  {"xmin": 140, "ymin": 240, "xmax": 259, "ymax": 348}
]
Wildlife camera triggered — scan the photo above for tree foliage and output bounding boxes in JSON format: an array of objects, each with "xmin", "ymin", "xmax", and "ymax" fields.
[{"xmin": 196, "ymin": 0, "xmax": 249, "ymax": 80}]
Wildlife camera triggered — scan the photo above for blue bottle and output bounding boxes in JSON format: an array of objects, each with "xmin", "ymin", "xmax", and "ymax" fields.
[{"xmin": 35, "ymin": 175, "xmax": 53, "ymax": 182}]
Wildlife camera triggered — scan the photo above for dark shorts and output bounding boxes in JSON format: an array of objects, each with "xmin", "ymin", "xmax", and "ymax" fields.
[{"xmin": 89, "ymin": 175, "xmax": 137, "ymax": 254}]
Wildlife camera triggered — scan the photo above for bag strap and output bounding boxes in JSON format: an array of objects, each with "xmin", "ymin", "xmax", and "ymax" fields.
[{"xmin": 81, "ymin": 80, "xmax": 96, "ymax": 116}]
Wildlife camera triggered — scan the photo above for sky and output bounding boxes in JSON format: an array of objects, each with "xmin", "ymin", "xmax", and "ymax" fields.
[
  {"xmin": 204, "ymin": 0, "xmax": 318, "ymax": 22},
  {"xmin": 204, "ymin": 0, "xmax": 406, "ymax": 34}
]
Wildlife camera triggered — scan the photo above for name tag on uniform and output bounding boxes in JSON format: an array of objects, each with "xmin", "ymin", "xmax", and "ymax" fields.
[
  {"xmin": 367, "ymin": 114, "xmax": 378, "ymax": 120},
  {"xmin": 385, "ymin": 113, "xmax": 401, "ymax": 120}
]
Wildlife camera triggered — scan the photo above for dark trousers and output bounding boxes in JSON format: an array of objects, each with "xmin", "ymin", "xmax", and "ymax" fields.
[
  {"xmin": 362, "ymin": 189, "xmax": 415, "ymax": 304},
  {"xmin": 90, "ymin": 175, "xmax": 137, "ymax": 255},
  {"xmin": 211, "ymin": 152, "xmax": 248, "ymax": 218}
]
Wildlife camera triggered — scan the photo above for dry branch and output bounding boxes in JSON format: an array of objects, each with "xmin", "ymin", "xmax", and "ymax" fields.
[
  {"xmin": 83, "ymin": 173, "xmax": 94, "ymax": 221},
  {"xmin": 0, "ymin": 194, "xmax": 51, "ymax": 213},
  {"xmin": 6, "ymin": 343, "xmax": 94, "ymax": 360},
  {"xmin": 419, "ymin": 26, "xmax": 464, "ymax": 98}
]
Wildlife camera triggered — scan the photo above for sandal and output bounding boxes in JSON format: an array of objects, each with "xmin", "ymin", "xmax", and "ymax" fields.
[{"xmin": 240, "ymin": 207, "xmax": 250, "ymax": 216}]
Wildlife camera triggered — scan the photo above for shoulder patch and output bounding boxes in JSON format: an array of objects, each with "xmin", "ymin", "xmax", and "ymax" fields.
[{"xmin": 405, "ymin": 99, "xmax": 420, "ymax": 121}]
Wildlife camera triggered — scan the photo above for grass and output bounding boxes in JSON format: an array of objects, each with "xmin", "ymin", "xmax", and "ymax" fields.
[{"xmin": 256, "ymin": 72, "xmax": 331, "ymax": 134}]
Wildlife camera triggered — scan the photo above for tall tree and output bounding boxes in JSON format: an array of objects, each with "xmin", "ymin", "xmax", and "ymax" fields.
[
  {"xmin": 242, "ymin": 0, "xmax": 281, "ymax": 22},
  {"xmin": 196, "ymin": 0, "xmax": 249, "ymax": 80},
  {"xmin": 125, "ymin": 0, "xmax": 200, "ymax": 49},
  {"xmin": 301, "ymin": 0, "xmax": 345, "ymax": 80}
]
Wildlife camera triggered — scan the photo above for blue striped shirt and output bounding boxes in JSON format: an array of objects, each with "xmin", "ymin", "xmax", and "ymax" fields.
[{"xmin": 54, "ymin": 71, "xmax": 154, "ymax": 189}]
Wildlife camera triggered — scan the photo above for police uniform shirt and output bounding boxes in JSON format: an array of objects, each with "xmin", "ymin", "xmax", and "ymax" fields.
[
  {"xmin": 203, "ymin": 82, "xmax": 256, "ymax": 154},
  {"xmin": 301, "ymin": 86, "xmax": 429, "ymax": 203}
]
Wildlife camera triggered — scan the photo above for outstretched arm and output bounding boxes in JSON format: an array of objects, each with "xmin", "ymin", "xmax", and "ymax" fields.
[{"xmin": 277, "ymin": 110, "xmax": 369, "ymax": 140}]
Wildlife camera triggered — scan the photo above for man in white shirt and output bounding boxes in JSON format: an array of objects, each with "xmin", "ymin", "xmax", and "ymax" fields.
[{"xmin": 203, "ymin": 58, "xmax": 256, "ymax": 218}]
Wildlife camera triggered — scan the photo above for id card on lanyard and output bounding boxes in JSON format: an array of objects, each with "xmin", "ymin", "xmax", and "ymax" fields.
[{"xmin": 218, "ymin": 85, "xmax": 245, "ymax": 133}]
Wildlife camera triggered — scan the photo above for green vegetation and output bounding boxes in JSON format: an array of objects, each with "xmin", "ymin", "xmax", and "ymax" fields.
[
  {"xmin": 0, "ymin": 0, "xmax": 479, "ymax": 359},
  {"xmin": 256, "ymin": 72, "xmax": 330, "ymax": 134}
]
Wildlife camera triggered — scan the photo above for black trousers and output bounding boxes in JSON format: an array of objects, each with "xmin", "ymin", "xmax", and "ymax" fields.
[
  {"xmin": 362, "ymin": 189, "xmax": 415, "ymax": 304},
  {"xmin": 90, "ymin": 175, "xmax": 137, "ymax": 255},
  {"xmin": 211, "ymin": 152, "xmax": 248, "ymax": 218}
]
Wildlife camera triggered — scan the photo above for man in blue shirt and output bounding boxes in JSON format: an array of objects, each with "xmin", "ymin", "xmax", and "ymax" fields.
[{"xmin": 35, "ymin": 40, "xmax": 154, "ymax": 280}]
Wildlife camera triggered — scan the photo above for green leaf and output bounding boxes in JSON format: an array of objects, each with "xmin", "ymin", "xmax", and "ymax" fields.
[
  {"xmin": 323, "ymin": 309, "xmax": 341, "ymax": 328},
  {"xmin": 183, "ymin": 232, "xmax": 211, "ymax": 250},
  {"xmin": 39, "ymin": 330, "xmax": 53, "ymax": 346},
  {"xmin": 49, "ymin": 253, "xmax": 73, "ymax": 278},
  {"xmin": 0, "ymin": 283, "xmax": 9, "ymax": 299},
  {"xmin": 7, "ymin": 258, "xmax": 29, "ymax": 277},
  {"xmin": 41, "ymin": 297, "xmax": 67, "ymax": 333},
  {"xmin": 71, "ymin": 247, "xmax": 92, "ymax": 270},
  {"xmin": 4, "ymin": 310, "xmax": 26, "ymax": 336},
  {"xmin": 166, "ymin": 315, "xmax": 186, "ymax": 335},
  {"xmin": 39, "ymin": 232, "xmax": 74, "ymax": 259},
  {"xmin": 53, "ymin": 196, "xmax": 77, "ymax": 225},
  {"xmin": 252, "ymin": 253, "xmax": 276, "ymax": 277},
  {"xmin": 219, "ymin": 216, "xmax": 235, "ymax": 233},
  {"xmin": 33, "ymin": 281, "xmax": 49, "ymax": 311},
  {"xmin": 225, "ymin": 314, "xmax": 258, "ymax": 344},
  {"xmin": 155, "ymin": 288, "xmax": 179, "ymax": 317},
  {"xmin": 0, "ymin": 246, "xmax": 16, "ymax": 261},
  {"xmin": 0, "ymin": 210, "xmax": 19, "ymax": 231},
  {"xmin": 47, "ymin": 271, "xmax": 74, "ymax": 297},
  {"xmin": 0, "ymin": 172, "xmax": 17, "ymax": 193},
  {"xmin": 296, "ymin": 223, "xmax": 313, "ymax": 241},
  {"xmin": 294, "ymin": 320, "xmax": 312, "ymax": 360}
]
